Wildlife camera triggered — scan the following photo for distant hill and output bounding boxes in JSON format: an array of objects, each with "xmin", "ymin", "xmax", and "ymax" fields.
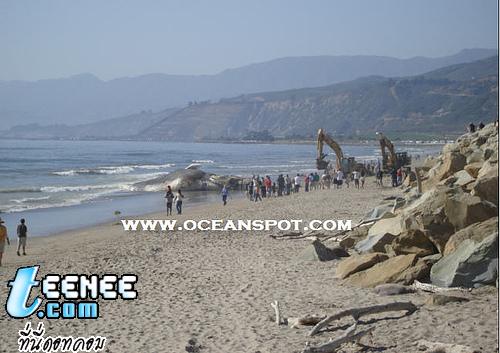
[
  {"xmin": 0, "ymin": 48, "xmax": 496, "ymax": 128},
  {"xmin": 136, "ymin": 56, "xmax": 498, "ymax": 141}
]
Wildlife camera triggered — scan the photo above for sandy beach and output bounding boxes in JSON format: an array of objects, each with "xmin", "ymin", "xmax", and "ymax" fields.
[{"xmin": 0, "ymin": 177, "xmax": 497, "ymax": 353}]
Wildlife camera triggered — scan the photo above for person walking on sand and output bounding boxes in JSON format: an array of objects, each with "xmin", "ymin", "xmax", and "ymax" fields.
[
  {"xmin": 17, "ymin": 218, "xmax": 28, "ymax": 256},
  {"xmin": 165, "ymin": 185, "xmax": 174, "ymax": 216},
  {"xmin": 360, "ymin": 169, "xmax": 366, "ymax": 189},
  {"xmin": 221, "ymin": 185, "xmax": 229, "ymax": 206},
  {"xmin": 0, "ymin": 218, "xmax": 10, "ymax": 266},
  {"xmin": 174, "ymin": 189, "xmax": 184, "ymax": 214}
]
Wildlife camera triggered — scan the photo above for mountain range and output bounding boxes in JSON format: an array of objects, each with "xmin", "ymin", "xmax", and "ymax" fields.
[
  {"xmin": 0, "ymin": 48, "xmax": 496, "ymax": 129},
  {"xmin": 5, "ymin": 54, "xmax": 497, "ymax": 141}
]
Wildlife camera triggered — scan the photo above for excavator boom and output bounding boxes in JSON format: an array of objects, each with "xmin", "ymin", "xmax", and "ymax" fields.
[{"xmin": 316, "ymin": 128, "xmax": 344, "ymax": 170}]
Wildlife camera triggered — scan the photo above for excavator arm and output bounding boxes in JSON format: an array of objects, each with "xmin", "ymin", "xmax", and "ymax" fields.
[
  {"xmin": 316, "ymin": 128, "xmax": 344, "ymax": 170},
  {"xmin": 376, "ymin": 132, "xmax": 397, "ymax": 170}
]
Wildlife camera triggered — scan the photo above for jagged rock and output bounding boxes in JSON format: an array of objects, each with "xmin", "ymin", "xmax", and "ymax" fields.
[
  {"xmin": 421, "ymin": 253, "xmax": 443, "ymax": 266},
  {"xmin": 391, "ymin": 229, "xmax": 436, "ymax": 257},
  {"xmin": 477, "ymin": 160, "xmax": 498, "ymax": 179},
  {"xmin": 444, "ymin": 217, "xmax": 499, "ymax": 255},
  {"xmin": 297, "ymin": 239, "xmax": 348, "ymax": 262},
  {"xmin": 437, "ymin": 152, "xmax": 467, "ymax": 181},
  {"xmin": 424, "ymin": 294, "xmax": 469, "ymax": 306},
  {"xmin": 452, "ymin": 170, "xmax": 475, "ymax": 187},
  {"xmin": 430, "ymin": 232, "xmax": 499, "ymax": 288},
  {"xmin": 336, "ymin": 253, "xmax": 388, "ymax": 279},
  {"xmin": 471, "ymin": 176, "xmax": 498, "ymax": 206},
  {"xmin": 364, "ymin": 203, "xmax": 395, "ymax": 220},
  {"xmin": 373, "ymin": 283, "xmax": 415, "ymax": 296},
  {"xmin": 368, "ymin": 215, "xmax": 402, "ymax": 237},
  {"xmin": 345, "ymin": 254, "xmax": 427, "ymax": 287},
  {"xmin": 339, "ymin": 226, "xmax": 369, "ymax": 249},
  {"xmin": 466, "ymin": 150, "xmax": 483, "ymax": 164},
  {"xmin": 444, "ymin": 192, "xmax": 497, "ymax": 230},
  {"xmin": 355, "ymin": 233, "xmax": 396, "ymax": 254},
  {"xmin": 463, "ymin": 162, "xmax": 483, "ymax": 178}
]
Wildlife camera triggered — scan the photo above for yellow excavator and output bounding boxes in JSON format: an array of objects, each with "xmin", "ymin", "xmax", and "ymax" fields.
[
  {"xmin": 316, "ymin": 128, "xmax": 344, "ymax": 170},
  {"xmin": 376, "ymin": 132, "xmax": 411, "ymax": 171},
  {"xmin": 315, "ymin": 128, "xmax": 364, "ymax": 173}
]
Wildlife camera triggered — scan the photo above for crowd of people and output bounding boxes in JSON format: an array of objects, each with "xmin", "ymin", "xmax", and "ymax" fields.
[{"xmin": 244, "ymin": 168, "xmax": 369, "ymax": 201}]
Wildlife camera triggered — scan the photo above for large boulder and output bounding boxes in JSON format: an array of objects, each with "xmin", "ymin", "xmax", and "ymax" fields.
[
  {"xmin": 355, "ymin": 233, "xmax": 396, "ymax": 254},
  {"xmin": 336, "ymin": 253, "xmax": 388, "ymax": 279},
  {"xmin": 345, "ymin": 254, "xmax": 429, "ymax": 287},
  {"xmin": 339, "ymin": 226, "xmax": 369, "ymax": 249},
  {"xmin": 452, "ymin": 170, "xmax": 475, "ymax": 187},
  {"xmin": 444, "ymin": 192, "xmax": 497, "ymax": 230},
  {"xmin": 437, "ymin": 152, "xmax": 467, "ymax": 181},
  {"xmin": 471, "ymin": 176, "xmax": 498, "ymax": 206},
  {"xmin": 463, "ymin": 162, "xmax": 483, "ymax": 178},
  {"xmin": 364, "ymin": 203, "xmax": 394, "ymax": 220},
  {"xmin": 466, "ymin": 149, "xmax": 483, "ymax": 164},
  {"xmin": 400, "ymin": 186, "xmax": 457, "ymax": 252},
  {"xmin": 297, "ymin": 239, "xmax": 348, "ymax": 262},
  {"xmin": 430, "ymin": 232, "xmax": 499, "ymax": 288},
  {"xmin": 444, "ymin": 217, "xmax": 499, "ymax": 255},
  {"xmin": 367, "ymin": 215, "xmax": 403, "ymax": 237},
  {"xmin": 391, "ymin": 229, "xmax": 436, "ymax": 257}
]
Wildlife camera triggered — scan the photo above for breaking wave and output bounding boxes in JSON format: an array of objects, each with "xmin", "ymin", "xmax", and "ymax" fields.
[{"xmin": 52, "ymin": 163, "xmax": 175, "ymax": 176}]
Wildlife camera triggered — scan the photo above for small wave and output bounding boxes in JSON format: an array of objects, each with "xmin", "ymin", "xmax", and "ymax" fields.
[
  {"xmin": 192, "ymin": 160, "xmax": 214, "ymax": 164},
  {"xmin": 52, "ymin": 164, "xmax": 175, "ymax": 176},
  {"xmin": 10, "ymin": 196, "xmax": 51, "ymax": 204},
  {"xmin": 41, "ymin": 183, "xmax": 134, "ymax": 193},
  {"xmin": 0, "ymin": 187, "xmax": 42, "ymax": 194}
]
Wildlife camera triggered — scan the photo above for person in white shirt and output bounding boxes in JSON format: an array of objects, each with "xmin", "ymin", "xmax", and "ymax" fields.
[
  {"xmin": 336, "ymin": 170, "xmax": 344, "ymax": 189},
  {"xmin": 352, "ymin": 171, "xmax": 360, "ymax": 189},
  {"xmin": 294, "ymin": 174, "xmax": 301, "ymax": 193}
]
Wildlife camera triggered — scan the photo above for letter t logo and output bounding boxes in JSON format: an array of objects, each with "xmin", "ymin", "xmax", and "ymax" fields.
[{"xmin": 6, "ymin": 266, "xmax": 43, "ymax": 318}]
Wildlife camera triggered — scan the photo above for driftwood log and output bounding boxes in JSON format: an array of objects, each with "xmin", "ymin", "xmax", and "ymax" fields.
[
  {"xmin": 412, "ymin": 280, "xmax": 471, "ymax": 293},
  {"xmin": 309, "ymin": 301, "xmax": 417, "ymax": 336},
  {"xmin": 302, "ymin": 323, "xmax": 374, "ymax": 353}
]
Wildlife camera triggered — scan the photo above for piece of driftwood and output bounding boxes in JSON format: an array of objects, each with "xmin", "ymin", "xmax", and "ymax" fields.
[
  {"xmin": 271, "ymin": 300, "xmax": 284, "ymax": 325},
  {"xmin": 288, "ymin": 315, "xmax": 326, "ymax": 329},
  {"xmin": 302, "ymin": 323, "xmax": 374, "ymax": 353},
  {"xmin": 412, "ymin": 280, "xmax": 471, "ymax": 293},
  {"xmin": 308, "ymin": 302, "xmax": 417, "ymax": 336}
]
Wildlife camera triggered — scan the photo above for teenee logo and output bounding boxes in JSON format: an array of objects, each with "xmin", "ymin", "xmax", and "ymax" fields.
[{"xmin": 6, "ymin": 266, "xmax": 138, "ymax": 319}]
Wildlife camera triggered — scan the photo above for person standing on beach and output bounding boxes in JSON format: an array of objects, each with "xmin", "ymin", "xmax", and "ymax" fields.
[
  {"xmin": 336, "ymin": 170, "xmax": 344, "ymax": 189},
  {"xmin": 254, "ymin": 181, "xmax": 262, "ymax": 202},
  {"xmin": 353, "ymin": 170, "xmax": 360, "ymax": 189},
  {"xmin": 174, "ymin": 190, "xmax": 184, "ymax": 214},
  {"xmin": 360, "ymin": 169, "xmax": 366, "ymax": 189},
  {"xmin": 0, "ymin": 218, "xmax": 10, "ymax": 266},
  {"xmin": 285, "ymin": 174, "xmax": 291, "ymax": 195},
  {"xmin": 17, "ymin": 218, "xmax": 28, "ymax": 256},
  {"xmin": 294, "ymin": 174, "xmax": 301, "ymax": 193},
  {"xmin": 221, "ymin": 185, "xmax": 229, "ymax": 206},
  {"xmin": 165, "ymin": 186, "xmax": 174, "ymax": 215}
]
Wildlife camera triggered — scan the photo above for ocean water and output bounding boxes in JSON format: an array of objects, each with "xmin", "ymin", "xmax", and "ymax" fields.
[{"xmin": 0, "ymin": 139, "xmax": 441, "ymax": 236}]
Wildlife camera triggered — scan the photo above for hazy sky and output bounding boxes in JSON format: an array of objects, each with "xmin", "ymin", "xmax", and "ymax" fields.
[{"xmin": 0, "ymin": 0, "xmax": 497, "ymax": 81}]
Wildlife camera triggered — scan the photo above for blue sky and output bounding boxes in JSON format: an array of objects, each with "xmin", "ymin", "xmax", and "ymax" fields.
[{"xmin": 0, "ymin": 0, "xmax": 497, "ymax": 80}]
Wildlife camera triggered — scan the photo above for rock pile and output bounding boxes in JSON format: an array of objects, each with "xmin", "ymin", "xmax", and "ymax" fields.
[{"xmin": 337, "ymin": 123, "xmax": 498, "ymax": 288}]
